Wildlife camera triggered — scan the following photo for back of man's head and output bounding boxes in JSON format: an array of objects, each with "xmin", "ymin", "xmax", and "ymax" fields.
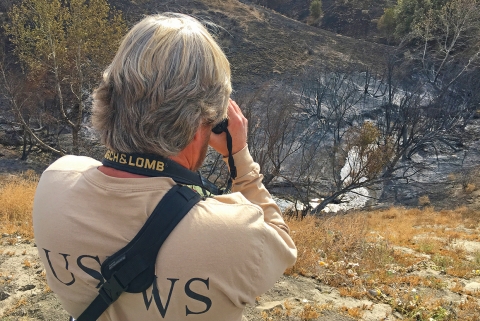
[{"xmin": 92, "ymin": 13, "xmax": 232, "ymax": 156}]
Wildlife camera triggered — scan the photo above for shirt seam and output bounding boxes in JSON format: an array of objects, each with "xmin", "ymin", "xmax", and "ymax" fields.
[
  {"xmin": 45, "ymin": 168, "xmax": 174, "ymax": 193},
  {"xmin": 248, "ymin": 215, "xmax": 267, "ymax": 302},
  {"xmin": 83, "ymin": 172, "xmax": 174, "ymax": 192}
]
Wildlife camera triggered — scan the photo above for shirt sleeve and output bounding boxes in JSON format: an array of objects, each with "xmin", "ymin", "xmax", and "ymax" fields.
[
  {"xmin": 224, "ymin": 146, "xmax": 292, "ymax": 232},
  {"xmin": 222, "ymin": 145, "xmax": 297, "ymax": 301}
]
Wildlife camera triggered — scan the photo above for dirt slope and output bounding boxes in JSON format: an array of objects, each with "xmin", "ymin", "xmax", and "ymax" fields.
[
  {"xmin": 2, "ymin": 225, "xmax": 480, "ymax": 320},
  {"xmin": 100, "ymin": 0, "xmax": 392, "ymax": 90}
]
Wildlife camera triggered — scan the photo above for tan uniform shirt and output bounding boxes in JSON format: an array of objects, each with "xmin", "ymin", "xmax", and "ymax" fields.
[{"xmin": 33, "ymin": 147, "xmax": 297, "ymax": 320}]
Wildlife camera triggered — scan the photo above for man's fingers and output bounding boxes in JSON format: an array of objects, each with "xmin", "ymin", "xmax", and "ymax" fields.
[
  {"xmin": 222, "ymin": 99, "xmax": 247, "ymax": 155},
  {"xmin": 228, "ymin": 99, "xmax": 244, "ymax": 116}
]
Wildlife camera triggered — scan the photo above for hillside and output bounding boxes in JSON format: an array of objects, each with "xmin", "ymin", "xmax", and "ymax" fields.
[
  {"xmin": 0, "ymin": 0, "xmax": 393, "ymax": 180},
  {"xmin": 92, "ymin": 0, "xmax": 392, "ymax": 90},
  {"xmin": 241, "ymin": 0, "xmax": 396, "ymax": 42},
  {"xmin": 1, "ymin": 0, "xmax": 479, "ymax": 207}
]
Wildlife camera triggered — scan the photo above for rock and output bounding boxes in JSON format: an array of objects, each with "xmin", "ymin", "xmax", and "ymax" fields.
[
  {"xmin": 393, "ymin": 311, "xmax": 404, "ymax": 319},
  {"xmin": 362, "ymin": 303, "xmax": 393, "ymax": 321},
  {"xmin": 367, "ymin": 289, "xmax": 381, "ymax": 297},
  {"xmin": 346, "ymin": 269, "xmax": 356, "ymax": 277},
  {"xmin": 465, "ymin": 282, "xmax": 480, "ymax": 292},
  {"xmin": 0, "ymin": 291, "xmax": 10, "ymax": 301},
  {"xmin": 19, "ymin": 284, "xmax": 36, "ymax": 291},
  {"xmin": 0, "ymin": 131, "xmax": 21, "ymax": 146},
  {"xmin": 28, "ymin": 308, "xmax": 41, "ymax": 314},
  {"xmin": 255, "ymin": 300, "xmax": 284, "ymax": 311},
  {"xmin": 12, "ymin": 307, "xmax": 27, "ymax": 316}
]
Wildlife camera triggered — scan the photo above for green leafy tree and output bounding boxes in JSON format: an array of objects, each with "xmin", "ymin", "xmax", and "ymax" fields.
[
  {"xmin": 393, "ymin": 0, "xmax": 425, "ymax": 37},
  {"xmin": 6, "ymin": 0, "xmax": 127, "ymax": 154},
  {"xmin": 377, "ymin": 7, "xmax": 397, "ymax": 43},
  {"xmin": 407, "ymin": 0, "xmax": 480, "ymax": 86},
  {"xmin": 378, "ymin": 0, "xmax": 449, "ymax": 40},
  {"xmin": 378, "ymin": 0, "xmax": 479, "ymax": 87},
  {"xmin": 310, "ymin": 0, "xmax": 323, "ymax": 20}
]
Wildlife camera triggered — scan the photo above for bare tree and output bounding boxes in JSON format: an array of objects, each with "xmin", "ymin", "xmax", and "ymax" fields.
[
  {"xmin": 200, "ymin": 59, "xmax": 478, "ymax": 214},
  {"xmin": 282, "ymin": 136, "xmax": 325, "ymax": 217},
  {"xmin": 294, "ymin": 56, "xmax": 479, "ymax": 213},
  {"xmin": 0, "ymin": 60, "xmax": 65, "ymax": 158},
  {"xmin": 412, "ymin": 0, "xmax": 480, "ymax": 88},
  {"xmin": 298, "ymin": 66, "xmax": 380, "ymax": 213},
  {"xmin": 240, "ymin": 83, "xmax": 305, "ymax": 187}
]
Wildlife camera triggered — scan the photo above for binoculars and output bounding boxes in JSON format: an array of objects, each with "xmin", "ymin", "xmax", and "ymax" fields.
[{"xmin": 212, "ymin": 119, "xmax": 228, "ymax": 134}]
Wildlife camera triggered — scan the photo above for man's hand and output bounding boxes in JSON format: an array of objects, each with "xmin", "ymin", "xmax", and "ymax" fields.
[{"xmin": 209, "ymin": 99, "xmax": 248, "ymax": 157}]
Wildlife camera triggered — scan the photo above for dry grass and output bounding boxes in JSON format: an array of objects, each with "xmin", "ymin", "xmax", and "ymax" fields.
[
  {"xmin": 2, "ymin": 172, "xmax": 480, "ymax": 320},
  {"xmin": 340, "ymin": 306, "xmax": 364, "ymax": 318},
  {"xmin": 283, "ymin": 206, "xmax": 480, "ymax": 320},
  {"xmin": 465, "ymin": 183, "xmax": 476, "ymax": 193},
  {"xmin": 261, "ymin": 301, "xmax": 332, "ymax": 321},
  {"xmin": 22, "ymin": 258, "xmax": 32, "ymax": 268},
  {"xmin": 285, "ymin": 214, "xmax": 369, "ymax": 278},
  {"xmin": 418, "ymin": 195, "xmax": 431, "ymax": 206},
  {"xmin": 2, "ymin": 297, "xmax": 28, "ymax": 316},
  {"xmin": 0, "ymin": 170, "xmax": 38, "ymax": 239}
]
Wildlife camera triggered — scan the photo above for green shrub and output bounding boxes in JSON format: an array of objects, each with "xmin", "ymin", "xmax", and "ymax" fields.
[{"xmin": 310, "ymin": 0, "xmax": 322, "ymax": 19}]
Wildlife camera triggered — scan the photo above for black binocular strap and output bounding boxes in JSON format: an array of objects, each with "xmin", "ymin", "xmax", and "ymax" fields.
[{"xmin": 76, "ymin": 185, "xmax": 201, "ymax": 321}]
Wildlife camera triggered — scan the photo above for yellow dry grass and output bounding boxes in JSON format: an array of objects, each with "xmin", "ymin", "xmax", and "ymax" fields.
[
  {"xmin": 279, "ymin": 206, "xmax": 480, "ymax": 320},
  {"xmin": 2, "ymin": 296, "xmax": 28, "ymax": 317},
  {"xmin": 0, "ymin": 170, "xmax": 38, "ymax": 239},
  {"xmin": 2, "ymin": 172, "xmax": 480, "ymax": 320}
]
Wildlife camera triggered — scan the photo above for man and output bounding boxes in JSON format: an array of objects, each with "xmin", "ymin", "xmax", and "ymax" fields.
[{"xmin": 33, "ymin": 13, "xmax": 297, "ymax": 321}]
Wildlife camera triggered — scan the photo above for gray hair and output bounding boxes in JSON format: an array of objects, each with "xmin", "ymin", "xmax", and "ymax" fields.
[{"xmin": 92, "ymin": 13, "xmax": 232, "ymax": 156}]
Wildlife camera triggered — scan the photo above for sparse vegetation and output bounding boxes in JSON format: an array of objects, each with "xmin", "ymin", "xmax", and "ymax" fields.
[
  {"xmin": 2, "ymin": 297, "xmax": 28, "ymax": 316},
  {"xmin": 418, "ymin": 195, "xmax": 431, "ymax": 206},
  {"xmin": 274, "ymin": 206, "xmax": 480, "ymax": 320},
  {"xmin": 465, "ymin": 183, "xmax": 476, "ymax": 193},
  {"xmin": 309, "ymin": 0, "xmax": 322, "ymax": 20},
  {"xmin": 2, "ymin": 173, "xmax": 480, "ymax": 319},
  {"xmin": 22, "ymin": 258, "xmax": 31, "ymax": 268},
  {"xmin": 0, "ymin": 170, "xmax": 38, "ymax": 239}
]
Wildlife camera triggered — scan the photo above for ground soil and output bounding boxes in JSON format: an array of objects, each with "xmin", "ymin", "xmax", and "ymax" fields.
[
  {"xmin": 0, "ymin": 239, "xmax": 69, "ymax": 321},
  {"xmin": 2, "ymin": 224, "xmax": 480, "ymax": 320}
]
